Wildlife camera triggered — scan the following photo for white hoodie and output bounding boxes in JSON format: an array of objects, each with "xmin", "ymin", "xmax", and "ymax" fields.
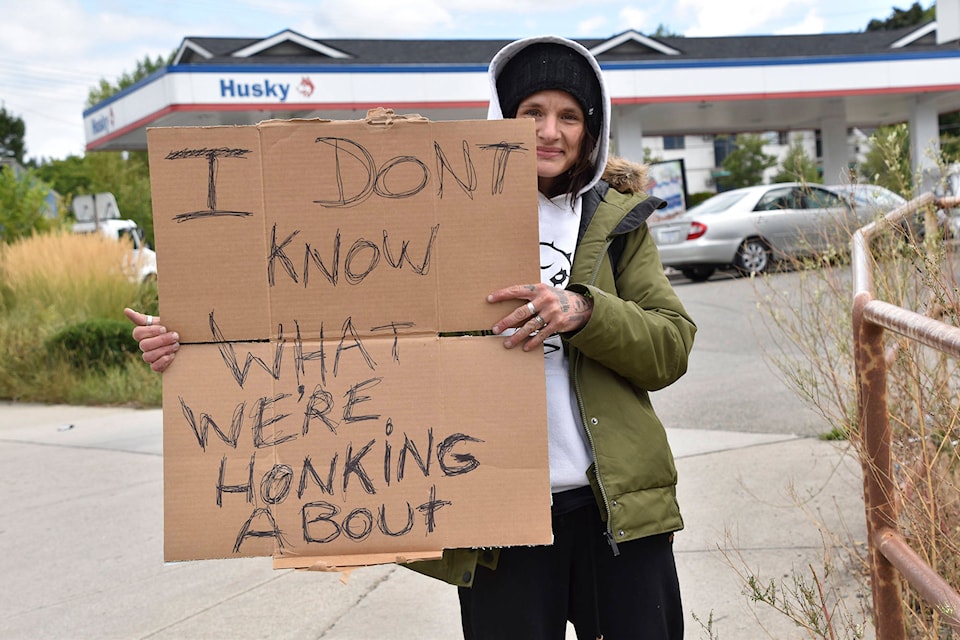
[{"xmin": 487, "ymin": 36, "xmax": 612, "ymax": 493}]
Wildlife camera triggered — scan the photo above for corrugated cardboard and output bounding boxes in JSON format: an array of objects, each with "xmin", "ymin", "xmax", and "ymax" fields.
[{"xmin": 147, "ymin": 111, "xmax": 552, "ymax": 568}]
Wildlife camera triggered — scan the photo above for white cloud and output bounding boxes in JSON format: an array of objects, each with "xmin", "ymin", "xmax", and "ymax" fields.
[
  {"xmin": 774, "ymin": 9, "xmax": 826, "ymax": 35},
  {"xmin": 0, "ymin": 1, "xmax": 197, "ymax": 159},
  {"xmin": 618, "ymin": 7, "xmax": 653, "ymax": 32},
  {"xmin": 301, "ymin": 0, "xmax": 622, "ymax": 37},
  {"xmin": 577, "ymin": 15, "xmax": 609, "ymax": 36},
  {"xmin": 304, "ymin": 0, "xmax": 455, "ymax": 37},
  {"xmin": 677, "ymin": 0, "xmax": 818, "ymax": 37}
]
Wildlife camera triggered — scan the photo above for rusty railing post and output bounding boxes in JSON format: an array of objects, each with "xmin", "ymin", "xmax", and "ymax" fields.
[{"xmin": 853, "ymin": 289, "xmax": 906, "ymax": 640}]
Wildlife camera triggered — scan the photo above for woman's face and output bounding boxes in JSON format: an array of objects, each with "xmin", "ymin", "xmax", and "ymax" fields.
[{"xmin": 515, "ymin": 89, "xmax": 585, "ymax": 194}]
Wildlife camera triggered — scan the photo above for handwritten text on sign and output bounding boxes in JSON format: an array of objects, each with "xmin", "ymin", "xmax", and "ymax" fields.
[{"xmin": 147, "ymin": 115, "xmax": 552, "ymax": 566}]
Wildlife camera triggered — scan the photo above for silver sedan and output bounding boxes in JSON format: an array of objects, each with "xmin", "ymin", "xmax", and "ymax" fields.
[{"xmin": 651, "ymin": 182, "xmax": 859, "ymax": 282}]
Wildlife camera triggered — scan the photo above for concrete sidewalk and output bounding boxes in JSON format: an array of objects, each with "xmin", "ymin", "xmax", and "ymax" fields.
[{"xmin": 0, "ymin": 402, "xmax": 869, "ymax": 639}]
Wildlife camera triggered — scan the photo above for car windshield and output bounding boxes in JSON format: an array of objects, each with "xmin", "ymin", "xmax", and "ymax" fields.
[
  {"xmin": 687, "ymin": 190, "xmax": 751, "ymax": 216},
  {"xmin": 853, "ymin": 189, "xmax": 905, "ymax": 209},
  {"xmin": 118, "ymin": 228, "xmax": 143, "ymax": 248}
]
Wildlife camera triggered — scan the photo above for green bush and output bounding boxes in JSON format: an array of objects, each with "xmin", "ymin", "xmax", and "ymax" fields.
[
  {"xmin": 46, "ymin": 317, "xmax": 140, "ymax": 371},
  {"xmin": 126, "ymin": 276, "xmax": 159, "ymax": 316},
  {"xmin": 687, "ymin": 191, "xmax": 715, "ymax": 208}
]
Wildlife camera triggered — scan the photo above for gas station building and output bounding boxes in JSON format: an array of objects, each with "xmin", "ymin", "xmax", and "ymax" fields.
[{"xmin": 84, "ymin": 2, "xmax": 960, "ymax": 195}]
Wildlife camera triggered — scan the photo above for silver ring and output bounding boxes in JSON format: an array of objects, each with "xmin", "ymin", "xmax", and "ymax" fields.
[
  {"xmin": 534, "ymin": 314, "xmax": 545, "ymax": 328},
  {"xmin": 146, "ymin": 315, "xmax": 154, "ymax": 327},
  {"xmin": 525, "ymin": 301, "xmax": 536, "ymax": 317}
]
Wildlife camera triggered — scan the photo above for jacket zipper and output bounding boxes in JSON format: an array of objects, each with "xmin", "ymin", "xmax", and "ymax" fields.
[{"xmin": 573, "ymin": 235, "xmax": 620, "ymax": 556}]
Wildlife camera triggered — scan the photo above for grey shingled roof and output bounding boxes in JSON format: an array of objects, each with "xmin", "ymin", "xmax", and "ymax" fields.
[{"xmin": 175, "ymin": 24, "xmax": 947, "ymax": 68}]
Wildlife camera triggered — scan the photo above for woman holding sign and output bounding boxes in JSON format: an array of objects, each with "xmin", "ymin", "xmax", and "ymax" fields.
[
  {"xmin": 127, "ymin": 34, "xmax": 696, "ymax": 640},
  {"xmin": 409, "ymin": 36, "xmax": 697, "ymax": 640}
]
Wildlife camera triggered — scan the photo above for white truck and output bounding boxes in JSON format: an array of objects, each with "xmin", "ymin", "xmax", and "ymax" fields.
[{"xmin": 71, "ymin": 193, "xmax": 157, "ymax": 282}]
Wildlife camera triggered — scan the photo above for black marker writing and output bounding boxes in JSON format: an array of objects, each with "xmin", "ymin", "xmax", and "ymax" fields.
[
  {"xmin": 179, "ymin": 396, "xmax": 244, "ymax": 451},
  {"xmin": 313, "ymin": 136, "xmax": 525, "ymax": 207},
  {"xmin": 233, "ymin": 507, "xmax": 287, "ymax": 553},
  {"xmin": 435, "ymin": 140, "xmax": 477, "ymax": 199},
  {"xmin": 273, "ymin": 224, "xmax": 440, "ymax": 288},
  {"xmin": 371, "ymin": 322, "xmax": 415, "ymax": 363},
  {"xmin": 298, "ymin": 454, "xmax": 338, "ymax": 499},
  {"xmin": 478, "ymin": 142, "xmax": 526, "ymax": 194},
  {"xmin": 300, "ymin": 484, "xmax": 449, "ymax": 544},
  {"xmin": 210, "ymin": 428, "xmax": 482, "ymax": 552},
  {"xmin": 165, "ymin": 147, "xmax": 255, "ymax": 222},
  {"xmin": 210, "ymin": 310, "xmax": 283, "ymax": 389},
  {"xmin": 217, "ymin": 453, "xmax": 255, "ymax": 507}
]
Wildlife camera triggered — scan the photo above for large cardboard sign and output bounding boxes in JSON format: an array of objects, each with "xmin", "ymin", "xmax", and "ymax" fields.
[{"xmin": 146, "ymin": 112, "xmax": 552, "ymax": 568}]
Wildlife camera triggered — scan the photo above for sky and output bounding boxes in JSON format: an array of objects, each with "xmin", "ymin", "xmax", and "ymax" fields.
[{"xmin": 0, "ymin": 0, "xmax": 934, "ymax": 162}]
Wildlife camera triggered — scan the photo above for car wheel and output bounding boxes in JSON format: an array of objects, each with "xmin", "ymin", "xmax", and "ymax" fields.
[
  {"xmin": 681, "ymin": 266, "xmax": 715, "ymax": 282},
  {"xmin": 734, "ymin": 238, "xmax": 770, "ymax": 275}
]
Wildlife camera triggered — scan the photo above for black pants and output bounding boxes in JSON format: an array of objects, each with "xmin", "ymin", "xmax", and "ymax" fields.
[{"xmin": 458, "ymin": 495, "xmax": 683, "ymax": 640}]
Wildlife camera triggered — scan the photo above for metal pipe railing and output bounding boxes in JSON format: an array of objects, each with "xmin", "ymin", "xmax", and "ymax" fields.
[{"xmin": 852, "ymin": 194, "xmax": 960, "ymax": 638}]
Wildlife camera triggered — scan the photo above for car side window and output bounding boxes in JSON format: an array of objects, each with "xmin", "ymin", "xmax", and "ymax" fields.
[
  {"xmin": 804, "ymin": 187, "xmax": 845, "ymax": 209},
  {"xmin": 755, "ymin": 188, "xmax": 796, "ymax": 211}
]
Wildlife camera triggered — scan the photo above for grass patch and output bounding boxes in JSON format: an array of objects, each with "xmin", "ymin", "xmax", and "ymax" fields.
[{"xmin": 0, "ymin": 231, "xmax": 160, "ymax": 405}]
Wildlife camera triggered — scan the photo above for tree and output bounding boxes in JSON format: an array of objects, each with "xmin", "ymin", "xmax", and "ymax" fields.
[
  {"xmin": 773, "ymin": 139, "xmax": 820, "ymax": 183},
  {"xmin": 720, "ymin": 134, "xmax": 778, "ymax": 189},
  {"xmin": 866, "ymin": 2, "xmax": 935, "ymax": 31},
  {"xmin": 0, "ymin": 165, "xmax": 60, "ymax": 243},
  {"xmin": 36, "ymin": 151, "xmax": 155, "ymax": 245},
  {"xmin": 0, "ymin": 106, "xmax": 26, "ymax": 164},
  {"xmin": 652, "ymin": 24, "xmax": 683, "ymax": 38},
  {"xmin": 28, "ymin": 54, "xmax": 173, "ymax": 246},
  {"xmin": 940, "ymin": 111, "xmax": 960, "ymax": 161},
  {"xmin": 857, "ymin": 123, "xmax": 913, "ymax": 195},
  {"xmin": 86, "ymin": 53, "xmax": 173, "ymax": 107},
  {"xmin": 863, "ymin": 5, "xmax": 957, "ymax": 166}
]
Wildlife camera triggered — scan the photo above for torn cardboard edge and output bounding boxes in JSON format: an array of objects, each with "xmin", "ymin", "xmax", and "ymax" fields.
[{"xmin": 273, "ymin": 550, "xmax": 442, "ymax": 572}]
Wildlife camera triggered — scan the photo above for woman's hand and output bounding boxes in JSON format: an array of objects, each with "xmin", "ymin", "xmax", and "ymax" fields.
[
  {"xmin": 487, "ymin": 283, "xmax": 593, "ymax": 351},
  {"xmin": 124, "ymin": 307, "xmax": 180, "ymax": 373}
]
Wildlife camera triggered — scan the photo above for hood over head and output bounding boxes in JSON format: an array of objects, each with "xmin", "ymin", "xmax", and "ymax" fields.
[{"xmin": 488, "ymin": 36, "xmax": 611, "ymax": 196}]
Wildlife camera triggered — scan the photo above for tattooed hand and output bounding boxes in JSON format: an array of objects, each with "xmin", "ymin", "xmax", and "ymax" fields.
[{"xmin": 487, "ymin": 283, "xmax": 594, "ymax": 351}]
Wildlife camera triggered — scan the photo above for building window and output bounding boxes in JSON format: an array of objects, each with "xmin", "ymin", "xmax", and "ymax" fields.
[
  {"xmin": 663, "ymin": 135, "xmax": 685, "ymax": 150},
  {"xmin": 714, "ymin": 136, "xmax": 736, "ymax": 166}
]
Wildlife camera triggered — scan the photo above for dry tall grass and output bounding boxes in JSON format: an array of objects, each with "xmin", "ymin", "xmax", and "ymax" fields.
[
  {"xmin": 0, "ymin": 231, "xmax": 160, "ymax": 405},
  {"xmin": 751, "ymin": 185, "xmax": 960, "ymax": 639}
]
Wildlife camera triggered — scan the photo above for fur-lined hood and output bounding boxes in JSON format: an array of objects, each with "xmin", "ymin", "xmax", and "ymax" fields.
[{"xmin": 602, "ymin": 156, "xmax": 649, "ymax": 196}]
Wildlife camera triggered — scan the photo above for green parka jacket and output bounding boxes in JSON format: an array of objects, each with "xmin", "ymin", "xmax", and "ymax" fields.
[{"xmin": 407, "ymin": 158, "xmax": 697, "ymax": 587}]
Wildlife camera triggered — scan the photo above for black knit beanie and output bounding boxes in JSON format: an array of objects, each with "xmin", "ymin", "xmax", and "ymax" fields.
[{"xmin": 496, "ymin": 42, "xmax": 603, "ymax": 139}]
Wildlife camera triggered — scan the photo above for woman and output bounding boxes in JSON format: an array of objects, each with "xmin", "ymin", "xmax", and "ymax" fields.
[
  {"xmin": 127, "ymin": 34, "xmax": 696, "ymax": 640},
  {"xmin": 437, "ymin": 35, "xmax": 696, "ymax": 640}
]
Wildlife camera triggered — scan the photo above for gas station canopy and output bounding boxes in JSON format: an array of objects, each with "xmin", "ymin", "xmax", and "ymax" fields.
[{"xmin": 84, "ymin": 22, "xmax": 960, "ymax": 164}]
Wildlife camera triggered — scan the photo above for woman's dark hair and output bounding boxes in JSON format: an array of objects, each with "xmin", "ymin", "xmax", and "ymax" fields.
[{"xmin": 542, "ymin": 127, "xmax": 598, "ymax": 202}]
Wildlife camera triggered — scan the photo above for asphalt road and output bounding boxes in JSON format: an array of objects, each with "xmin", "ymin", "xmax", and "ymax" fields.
[{"xmin": 655, "ymin": 268, "xmax": 831, "ymax": 437}]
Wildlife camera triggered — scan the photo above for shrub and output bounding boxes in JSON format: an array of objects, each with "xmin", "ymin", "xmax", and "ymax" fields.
[
  {"xmin": 0, "ymin": 165, "xmax": 63, "ymax": 243},
  {"xmin": 687, "ymin": 191, "xmax": 715, "ymax": 208},
  {"xmin": 46, "ymin": 317, "xmax": 140, "ymax": 371}
]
